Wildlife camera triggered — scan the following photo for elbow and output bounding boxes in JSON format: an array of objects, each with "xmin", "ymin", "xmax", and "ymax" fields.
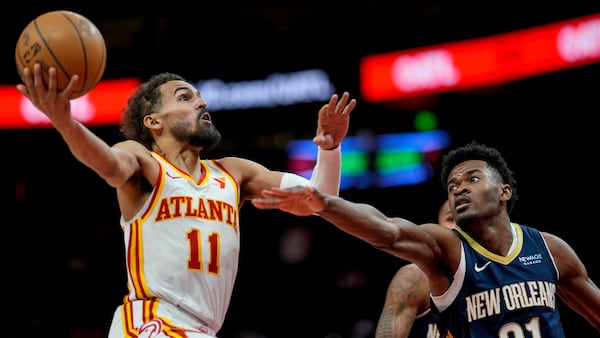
[
  {"xmin": 96, "ymin": 165, "xmax": 129, "ymax": 188},
  {"xmin": 101, "ymin": 172, "xmax": 126, "ymax": 188}
]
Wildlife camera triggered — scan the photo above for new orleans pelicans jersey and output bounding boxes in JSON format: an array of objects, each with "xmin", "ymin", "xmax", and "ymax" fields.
[
  {"xmin": 112, "ymin": 152, "xmax": 240, "ymax": 336},
  {"xmin": 431, "ymin": 223, "xmax": 566, "ymax": 338},
  {"xmin": 409, "ymin": 309, "xmax": 452, "ymax": 338}
]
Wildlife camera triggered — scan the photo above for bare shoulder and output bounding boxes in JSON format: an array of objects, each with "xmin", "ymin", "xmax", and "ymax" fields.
[
  {"xmin": 217, "ymin": 156, "xmax": 264, "ymax": 168},
  {"xmin": 216, "ymin": 156, "xmax": 268, "ymax": 180},
  {"xmin": 420, "ymin": 222, "xmax": 461, "ymax": 252},
  {"xmin": 387, "ymin": 263, "xmax": 430, "ymax": 307},
  {"xmin": 216, "ymin": 157, "xmax": 283, "ymax": 200},
  {"xmin": 391, "ymin": 263, "xmax": 429, "ymax": 297},
  {"xmin": 112, "ymin": 140, "xmax": 157, "ymax": 172},
  {"xmin": 396, "ymin": 263, "xmax": 428, "ymax": 283},
  {"xmin": 541, "ymin": 231, "xmax": 586, "ymax": 278},
  {"xmin": 541, "ymin": 231, "xmax": 575, "ymax": 256},
  {"xmin": 416, "ymin": 223, "xmax": 462, "ymax": 290},
  {"xmin": 113, "ymin": 139, "xmax": 147, "ymax": 152}
]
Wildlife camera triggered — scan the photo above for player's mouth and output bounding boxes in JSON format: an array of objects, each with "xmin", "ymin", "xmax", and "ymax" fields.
[{"xmin": 454, "ymin": 196, "xmax": 470, "ymax": 212}]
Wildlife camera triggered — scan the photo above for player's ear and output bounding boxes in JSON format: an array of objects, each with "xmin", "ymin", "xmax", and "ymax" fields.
[
  {"xmin": 143, "ymin": 114, "xmax": 161, "ymax": 129},
  {"xmin": 500, "ymin": 184, "xmax": 512, "ymax": 202}
]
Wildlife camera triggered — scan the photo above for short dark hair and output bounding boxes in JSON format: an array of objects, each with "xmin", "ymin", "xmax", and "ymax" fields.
[
  {"xmin": 120, "ymin": 72, "xmax": 187, "ymax": 149},
  {"xmin": 440, "ymin": 141, "xmax": 518, "ymax": 214}
]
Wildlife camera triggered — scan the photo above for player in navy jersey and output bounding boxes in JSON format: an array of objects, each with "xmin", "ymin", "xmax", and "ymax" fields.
[
  {"xmin": 375, "ymin": 200, "xmax": 455, "ymax": 338},
  {"xmin": 251, "ymin": 141, "xmax": 600, "ymax": 337},
  {"xmin": 17, "ymin": 65, "xmax": 356, "ymax": 337}
]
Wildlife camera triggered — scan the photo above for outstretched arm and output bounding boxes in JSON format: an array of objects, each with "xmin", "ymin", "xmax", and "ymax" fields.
[
  {"xmin": 252, "ymin": 186, "xmax": 418, "ymax": 250},
  {"xmin": 252, "ymin": 186, "xmax": 459, "ymax": 295}
]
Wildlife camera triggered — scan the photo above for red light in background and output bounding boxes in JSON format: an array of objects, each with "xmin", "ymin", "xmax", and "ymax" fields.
[
  {"xmin": 360, "ymin": 13, "xmax": 600, "ymax": 102},
  {"xmin": 0, "ymin": 78, "xmax": 141, "ymax": 129}
]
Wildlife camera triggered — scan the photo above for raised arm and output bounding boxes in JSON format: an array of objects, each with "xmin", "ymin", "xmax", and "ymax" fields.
[
  {"xmin": 235, "ymin": 91, "xmax": 355, "ymax": 203},
  {"xmin": 16, "ymin": 64, "xmax": 143, "ymax": 188},
  {"xmin": 309, "ymin": 91, "xmax": 355, "ymax": 195}
]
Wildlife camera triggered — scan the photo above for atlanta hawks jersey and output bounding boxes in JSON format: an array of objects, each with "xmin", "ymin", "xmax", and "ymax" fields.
[
  {"xmin": 115, "ymin": 152, "xmax": 240, "ymax": 335},
  {"xmin": 431, "ymin": 223, "xmax": 566, "ymax": 338}
]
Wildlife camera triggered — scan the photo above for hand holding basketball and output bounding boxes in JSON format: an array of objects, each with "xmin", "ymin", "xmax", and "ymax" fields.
[{"xmin": 15, "ymin": 10, "xmax": 106, "ymax": 99}]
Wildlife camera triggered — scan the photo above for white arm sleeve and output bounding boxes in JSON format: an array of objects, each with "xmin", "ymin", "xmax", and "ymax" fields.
[
  {"xmin": 279, "ymin": 145, "xmax": 342, "ymax": 196},
  {"xmin": 310, "ymin": 145, "xmax": 342, "ymax": 196}
]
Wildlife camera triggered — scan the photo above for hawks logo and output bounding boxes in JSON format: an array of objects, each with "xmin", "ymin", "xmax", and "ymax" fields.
[
  {"xmin": 212, "ymin": 177, "xmax": 226, "ymax": 189},
  {"xmin": 138, "ymin": 318, "xmax": 163, "ymax": 338}
]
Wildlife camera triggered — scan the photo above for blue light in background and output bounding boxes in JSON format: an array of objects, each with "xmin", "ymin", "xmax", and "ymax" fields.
[{"xmin": 286, "ymin": 130, "xmax": 451, "ymax": 189}]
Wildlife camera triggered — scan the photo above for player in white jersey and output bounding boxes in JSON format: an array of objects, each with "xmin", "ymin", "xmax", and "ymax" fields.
[{"xmin": 17, "ymin": 66, "xmax": 356, "ymax": 337}]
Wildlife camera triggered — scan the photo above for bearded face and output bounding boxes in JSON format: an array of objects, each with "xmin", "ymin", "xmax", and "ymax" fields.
[
  {"xmin": 170, "ymin": 118, "xmax": 222, "ymax": 151},
  {"xmin": 189, "ymin": 121, "xmax": 222, "ymax": 150}
]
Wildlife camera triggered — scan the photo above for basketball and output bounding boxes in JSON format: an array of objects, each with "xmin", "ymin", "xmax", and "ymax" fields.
[{"xmin": 15, "ymin": 10, "xmax": 107, "ymax": 99}]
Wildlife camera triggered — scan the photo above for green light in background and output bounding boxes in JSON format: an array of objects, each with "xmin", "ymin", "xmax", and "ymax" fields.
[
  {"xmin": 414, "ymin": 110, "xmax": 437, "ymax": 131},
  {"xmin": 375, "ymin": 150, "xmax": 422, "ymax": 174},
  {"xmin": 286, "ymin": 129, "xmax": 451, "ymax": 189},
  {"xmin": 342, "ymin": 152, "xmax": 370, "ymax": 176}
]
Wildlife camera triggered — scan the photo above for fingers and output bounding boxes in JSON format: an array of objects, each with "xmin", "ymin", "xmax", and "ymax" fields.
[
  {"xmin": 327, "ymin": 91, "xmax": 356, "ymax": 117},
  {"xmin": 48, "ymin": 66, "xmax": 58, "ymax": 94},
  {"xmin": 21, "ymin": 66, "xmax": 34, "ymax": 86},
  {"xmin": 19, "ymin": 63, "xmax": 79, "ymax": 101},
  {"xmin": 327, "ymin": 93, "xmax": 339, "ymax": 109},
  {"xmin": 16, "ymin": 67, "xmax": 31, "ymax": 96},
  {"xmin": 337, "ymin": 92, "xmax": 356, "ymax": 116},
  {"xmin": 62, "ymin": 73, "xmax": 79, "ymax": 99},
  {"xmin": 336, "ymin": 92, "xmax": 349, "ymax": 109},
  {"xmin": 33, "ymin": 63, "xmax": 46, "ymax": 92},
  {"xmin": 17, "ymin": 66, "xmax": 36, "ymax": 99},
  {"xmin": 343, "ymin": 97, "xmax": 357, "ymax": 115},
  {"xmin": 319, "ymin": 92, "xmax": 353, "ymax": 117},
  {"xmin": 252, "ymin": 186, "xmax": 319, "ymax": 215},
  {"xmin": 21, "ymin": 63, "xmax": 47, "ymax": 101},
  {"xmin": 260, "ymin": 186, "xmax": 306, "ymax": 197}
]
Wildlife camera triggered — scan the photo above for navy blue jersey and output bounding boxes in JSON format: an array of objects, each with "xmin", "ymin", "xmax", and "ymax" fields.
[
  {"xmin": 431, "ymin": 223, "xmax": 565, "ymax": 338},
  {"xmin": 409, "ymin": 309, "xmax": 452, "ymax": 338}
]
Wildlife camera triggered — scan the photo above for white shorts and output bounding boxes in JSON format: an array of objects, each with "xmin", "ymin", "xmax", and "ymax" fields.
[{"xmin": 108, "ymin": 300, "xmax": 217, "ymax": 338}]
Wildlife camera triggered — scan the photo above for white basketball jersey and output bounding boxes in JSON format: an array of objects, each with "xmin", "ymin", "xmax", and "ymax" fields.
[{"xmin": 119, "ymin": 152, "xmax": 240, "ymax": 333}]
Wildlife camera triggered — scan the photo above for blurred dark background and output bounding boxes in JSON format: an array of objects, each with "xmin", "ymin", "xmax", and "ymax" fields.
[{"xmin": 2, "ymin": 1, "xmax": 600, "ymax": 337}]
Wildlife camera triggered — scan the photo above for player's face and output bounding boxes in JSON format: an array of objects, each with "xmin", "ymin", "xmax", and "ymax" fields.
[
  {"xmin": 446, "ymin": 160, "xmax": 503, "ymax": 227},
  {"xmin": 159, "ymin": 81, "xmax": 222, "ymax": 150}
]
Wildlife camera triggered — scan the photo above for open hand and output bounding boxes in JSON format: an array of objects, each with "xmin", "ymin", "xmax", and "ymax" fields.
[
  {"xmin": 313, "ymin": 92, "xmax": 356, "ymax": 150},
  {"xmin": 251, "ymin": 186, "xmax": 326, "ymax": 216},
  {"xmin": 16, "ymin": 64, "xmax": 79, "ymax": 126}
]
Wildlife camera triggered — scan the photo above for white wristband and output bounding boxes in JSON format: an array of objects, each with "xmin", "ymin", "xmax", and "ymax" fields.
[{"xmin": 280, "ymin": 172, "xmax": 310, "ymax": 188}]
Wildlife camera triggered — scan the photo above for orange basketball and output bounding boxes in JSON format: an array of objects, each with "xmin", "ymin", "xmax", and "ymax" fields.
[{"xmin": 15, "ymin": 10, "xmax": 107, "ymax": 99}]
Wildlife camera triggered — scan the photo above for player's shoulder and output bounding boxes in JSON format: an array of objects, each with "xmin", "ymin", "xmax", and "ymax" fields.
[
  {"xmin": 113, "ymin": 139, "xmax": 147, "ymax": 151},
  {"xmin": 214, "ymin": 156, "xmax": 276, "ymax": 188},
  {"xmin": 390, "ymin": 263, "xmax": 431, "ymax": 307},
  {"xmin": 539, "ymin": 231, "xmax": 574, "ymax": 254},
  {"xmin": 396, "ymin": 263, "xmax": 428, "ymax": 282},
  {"xmin": 215, "ymin": 156, "xmax": 269, "ymax": 175},
  {"xmin": 216, "ymin": 156, "xmax": 263, "ymax": 167}
]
